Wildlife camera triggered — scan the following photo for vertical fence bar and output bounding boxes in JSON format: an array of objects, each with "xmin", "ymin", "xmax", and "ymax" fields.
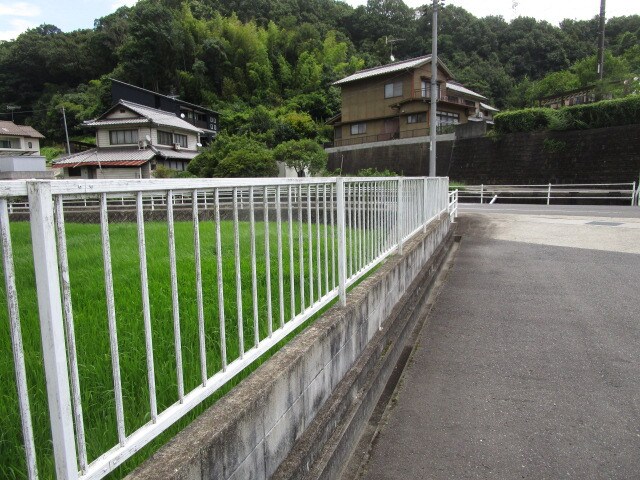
[
  {"xmin": 287, "ymin": 186, "xmax": 295, "ymax": 318},
  {"xmin": 347, "ymin": 183, "xmax": 353, "ymax": 278},
  {"xmin": 330, "ymin": 183, "xmax": 336, "ymax": 289},
  {"xmin": 358, "ymin": 182, "xmax": 363, "ymax": 271},
  {"xmin": 54, "ymin": 196, "xmax": 88, "ymax": 471},
  {"xmin": 307, "ymin": 184, "xmax": 314, "ymax": 305},
  {"xmin": 298, "ymin": 185, "xmax": 305, "ymax": 311},
  {"xmin": 264, "ymin": 186, "xmax": 273, "ymax": 337},
  {"xmin": 336, "ymin": 178, "xmax": 347, "ymax": 306},
  {"xmin": 98, "ymin": 192, "xmax": 127, "ymax": 445},
  {"xmin": 323, "ymin": 183, "xmax": 329, "ymax": 294},
  {"xmin": 631, "ymin": 181, "xmax": 636, "ymax": 206},
  {"xmin": 276, "ymin": 186, "xmax": 285, "ymax": 329},
  {"xmin": 232, "ymin": 188, "xmax": 244, "ymax": 358},
  {"xmin": 167, "ymin": 191, "xmax": 184, "ymax": 402},
  {"xmin": 249, "ymin": 187, "xmax": 259, "ymax": 346},
  {"xmin": 422, "ymin": 178, "xmax": 428, "ymax": 232},
  {"xmin": 315, "ymin": 185, "xmax": 322, "ymax": 299},
  {"xmin": 0, "ymin": 198, "xmax": 39, "ymax": 480},
  {"xmin": 397, "ymin": 178, "xmax": 404, "ymax": 254},
  {"xmin": 191, "ymin": 190, "xmax": 207, "ymax": 385},
  {"xmin": 214, "ymin": 188, "xmax": 227, "ymax": 369},
  {"xmin": 136, "ymin": 192, "xmax": 158, "ymax": 418},
  {"xmin": 547, "ymin": 183, "xmax": 552, "ymax": 206}
]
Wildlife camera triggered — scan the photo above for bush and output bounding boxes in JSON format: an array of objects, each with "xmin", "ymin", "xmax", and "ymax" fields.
[
  {"xmin": 494, "ymin": 95, "xmax": 640, "ymax": 134},
  {"xmin": 355, "ymin": 168, "xmax": 397, "ymax": 177},
  {"xmin": 214, "ymin": 149, "xmax": 278, "ymax": 177},
  {"xmin": 493, "ymin": 108, "xmax": 555, "ymax": 134}
]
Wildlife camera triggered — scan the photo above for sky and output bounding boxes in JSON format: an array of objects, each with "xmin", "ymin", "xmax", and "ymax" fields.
[{"xmin": 1, "ymin": 0, "xmax": 639, "ymax": 41}]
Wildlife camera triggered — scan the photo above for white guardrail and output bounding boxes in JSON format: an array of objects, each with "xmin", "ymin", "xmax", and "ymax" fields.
[
  {"xmin": 451, "ymin": 182, "xmax": 638, "ymax": 206},
  {"xmin": 0, "ymin": 176, "xmax": 452, "ymax": 480}
]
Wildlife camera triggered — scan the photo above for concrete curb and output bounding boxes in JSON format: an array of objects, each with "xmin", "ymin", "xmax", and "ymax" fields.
[{"xmin": 126, "ymin": 215, "xmax": 452, "ymax": 480}]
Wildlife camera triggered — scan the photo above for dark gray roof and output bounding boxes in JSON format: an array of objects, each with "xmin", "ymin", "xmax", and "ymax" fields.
[{"xmin": 86, "ymin": 100, "xmax": 203, "ymax": 134}]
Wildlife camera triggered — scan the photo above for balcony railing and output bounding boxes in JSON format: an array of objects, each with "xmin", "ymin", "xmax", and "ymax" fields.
[{"xmin": 411, "ymin": 89, "xmax": 476, "ymax": 108}]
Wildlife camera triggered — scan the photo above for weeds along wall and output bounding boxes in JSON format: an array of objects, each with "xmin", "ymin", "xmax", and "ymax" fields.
[{"xmin": 327, "ymin": 123, "xmax": 640, "ymax": 184}]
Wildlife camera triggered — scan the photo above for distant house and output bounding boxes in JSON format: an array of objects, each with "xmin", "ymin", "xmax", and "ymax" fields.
[
  {"xmin": 53, "ymin": 100, "xmax": 203, "ymax": 179},
  {"xmin": 0, "ymin": 120, "xmax": 44, "ymax": 154},
  {"xmin": 111, "ymin": 79, "xmax": 219, "ymax": 146},
  {"xmin": 0, "ymin": 121, "xmax": 51, "ymax": 179},
  {"xmin": 327, "ymin": 55, "xmax": 498, "ymax": 148}
]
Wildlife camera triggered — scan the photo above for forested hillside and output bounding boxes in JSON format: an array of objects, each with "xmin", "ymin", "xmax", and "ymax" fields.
[{"xmin": 0, "ymin": 0, "xmax": 638, "ymax": 145}]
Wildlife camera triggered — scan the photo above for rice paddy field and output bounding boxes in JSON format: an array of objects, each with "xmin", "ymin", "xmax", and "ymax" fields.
[{"xmin": 0, "ymin": 212, "xmax": 362, "ymax": 479}]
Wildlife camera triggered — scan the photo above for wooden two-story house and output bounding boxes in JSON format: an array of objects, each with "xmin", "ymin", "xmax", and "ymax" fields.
[
  {"xmin": 53, "ymin": 100, "xmax": 203, "ymax": 179},
  {"xmin": 328, "ymin": 55, "xmax": 498, "ymax": 148}
]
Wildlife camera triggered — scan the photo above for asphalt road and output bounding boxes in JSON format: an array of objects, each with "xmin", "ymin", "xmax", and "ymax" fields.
[
  {"xmin": 359, "ymin": 211, "xmax": 640, "ymax": 479},
  {"xmin": 459, "ymin": 203, "xmax": 640, "ymax": 218}
]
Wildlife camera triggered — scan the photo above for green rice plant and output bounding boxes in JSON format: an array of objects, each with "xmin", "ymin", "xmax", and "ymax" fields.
[{"xmin": 0, "ymin": 216, "xmax": 380, "ymax": 479}]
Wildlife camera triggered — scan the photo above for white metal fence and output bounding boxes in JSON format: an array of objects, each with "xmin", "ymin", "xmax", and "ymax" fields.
[
  {"xmin": 0, "ymin": 176, "xmax": 451, "ymax": 480},
  {"xmin": 452, "ymin": 182, "xmax": 638, "ymax": 206}
]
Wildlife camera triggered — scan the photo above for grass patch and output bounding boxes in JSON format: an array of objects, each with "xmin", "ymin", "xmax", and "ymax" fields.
[{"xmin": 0, "ymin": 215, "xmax": 382, "ymax": 479}]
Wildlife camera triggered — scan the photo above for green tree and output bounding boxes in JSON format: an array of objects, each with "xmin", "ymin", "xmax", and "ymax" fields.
[{"xmin": 274, "ymin": 139, "xmax": 327, "ymax": 177}]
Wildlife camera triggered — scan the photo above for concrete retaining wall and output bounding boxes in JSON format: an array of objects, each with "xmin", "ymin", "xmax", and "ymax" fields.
[{"xmin": 127, "ymin": 214, "xmax": 452, "ymax": 480}]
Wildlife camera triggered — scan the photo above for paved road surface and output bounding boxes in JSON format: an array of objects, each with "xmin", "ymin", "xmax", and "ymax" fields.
[{"xmin": 359, "ymin": 208, "xmax": 640, "ymax": 479}]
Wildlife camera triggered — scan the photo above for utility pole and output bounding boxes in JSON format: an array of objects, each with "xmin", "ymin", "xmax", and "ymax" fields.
[
  {"xmin": 597, "ymin": 0, "xmax": 606, "ymax": 81},
  {"xmin": 429, "ymin": 0, "xmax": 439, "ymax": 177},
  {"xmin": 61, "ymin": 107, "xmax": 71, "ymax": 155},
  {"xmin": 6, "ymin": 105, "xmax": 20, "ymax": 121}
]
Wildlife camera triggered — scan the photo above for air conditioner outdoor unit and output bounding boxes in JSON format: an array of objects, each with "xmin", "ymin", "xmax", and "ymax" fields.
[
  {"xmin": 173, "ymin": 143, "xmax": 181, "ymax": 150},
  {"xmin": 138, "ymin": 140, "xmax": 147, "ymax": 150}
]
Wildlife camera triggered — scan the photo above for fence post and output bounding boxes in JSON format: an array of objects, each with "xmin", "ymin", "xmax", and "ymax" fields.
[
  {"xmin": 422, "ymin": 178, "xmax": 429, "ymax": 233},
  {"xmin": 336, "ymin": 178, "xmax": 347, "ymax": 307},
  {"xmin": 547, "ymin": 183, "xmax": 552, "ymax": 206},
  {"xmin": 631, "ymin": 181, "xmax": 636, "ymax": 206},
  {"xmin": 397, "ymin": 177, "xmax": 404, "ymax": 255},
  {"xmin": 27, "ymin": 181, "xmax": 78, "ymax": 480},
  {"xmin": 480, "ymin": 183, "xmax": 484, "ymax": 204}
]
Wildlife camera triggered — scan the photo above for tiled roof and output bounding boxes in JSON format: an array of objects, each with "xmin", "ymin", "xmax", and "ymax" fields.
[
  {"xmin": 84, "ymin": 118, "xmax": 151, "ymax": 127},
  {"xmin": 86, "ymin": 100, "xmax": 203, "ymax": 134},
  {"xmin": 53, "ymin": 145, "xmax": 199, "ymax": 167},
  {"xmin": 154, "ymin": 147, "xmax": 199, "ymax": 160},
  {"xmin": 446, "ymin": 82, "xmax": 487, "ymax": 100},
  {"xmin": 480, "ymin": 102, "xmax": 499, "ymax": 112},
  {"xmin": 53, "ymin": 147, "xmax": 156, "ymax": 166},
  {"xmin": 334, "ymin": 55, "xmax": 455, "ymax": 85},
  {"xmin": 0, "ymin": 121, "xmax": 45, "ymax": 138}
]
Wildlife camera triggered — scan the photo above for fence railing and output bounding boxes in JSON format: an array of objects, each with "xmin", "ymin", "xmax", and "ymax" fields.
[
  {"xmin": 0, "ymin": 176, "xmax": 450, "ymax": 480},
  {"xmin": 451, "ymin": 182, "xmax": 638, "ymax": 206}
]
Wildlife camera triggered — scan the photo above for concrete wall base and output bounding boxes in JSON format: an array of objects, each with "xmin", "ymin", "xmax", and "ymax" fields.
[
  {"xmin": 273, "ymin": 224, "xmax": 455, "ymax": 480},
  {"xmin": 126, "ymin": 214, "xmax": 452, "ymax": 480}
]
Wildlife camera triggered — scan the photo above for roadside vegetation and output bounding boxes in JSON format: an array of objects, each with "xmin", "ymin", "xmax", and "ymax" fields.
[
  {"xmin": 493, "ymin": 94, "xmax": 640, "ymax": 134},
  {"xmin": 0, "ymin": 216, "xmax": 353, "ymax": 478}
]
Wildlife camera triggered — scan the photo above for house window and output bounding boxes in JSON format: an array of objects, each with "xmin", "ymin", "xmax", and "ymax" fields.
[
  {"xmin": 407, "ymin": 113, "xmax": 427, "ymax": 124},
  {"xmin": 384, "ymin": 82, "xmax": 403, "ymax": 99},
  {"xmin": 0, "ymin": 138, "xmax": 17, "ymax": 149},
  {"xmin": 350, "ymin": 123, "xmax": 366, "ymax": 135},
  {"xmin": 157, "ymin": 130, "xmax": 173, "ymax": 145},
  {"xmin": 67, "ymin": 168, "xmax": 82, "ymax": 177},
  {"xmin": 334, "ymin": 127, "xmax": 342, "ymax": 140},
  {"xmin": 109, "ymin": 129, "xmax": 138, "ymax": 145},
  {"xmin": 159, "ymin": 130, "xmax": 188, "ymax": 147},
  {"xmin": 436, "ymin": 111, "xmax": 460, "ymax": 125},
  {"xmin": 28, "ymin": 141, "xmax": 33, "ymax": 149},
  {"xmin": 174, "ymin": 133, "xmax": 188, "ymax": 148}
]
